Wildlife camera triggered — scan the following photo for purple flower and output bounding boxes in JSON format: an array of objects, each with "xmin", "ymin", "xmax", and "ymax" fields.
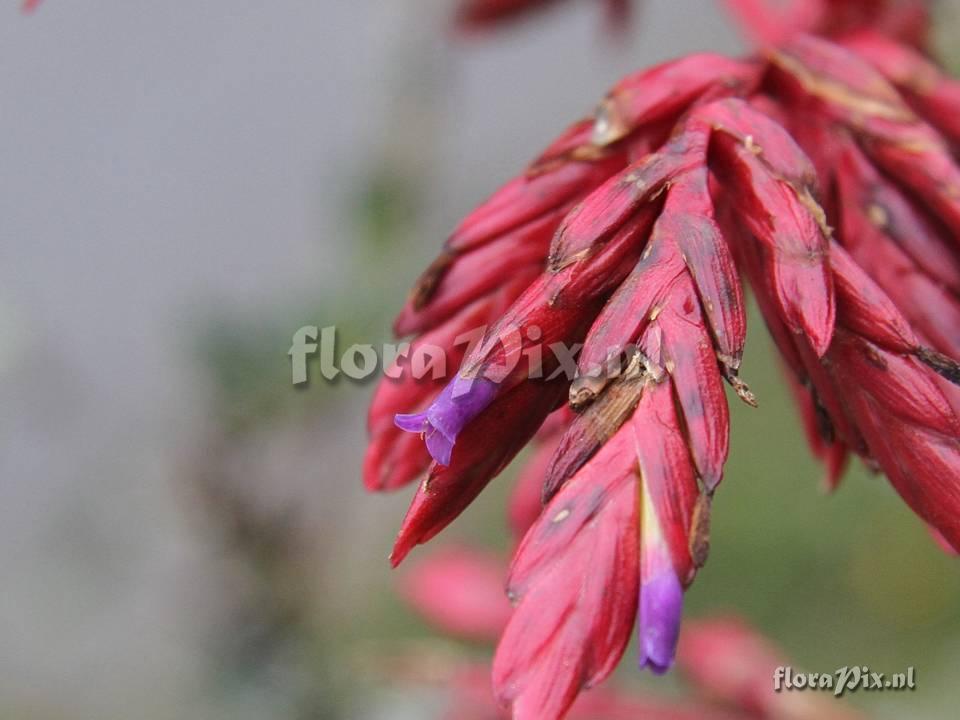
[
  {"xmin": 395, "ymin": 375, "xmax": 499, "ymax": 466},
  {"xmin": 638, "ymin": 566, "xmax": 684, "ymax": 675}
]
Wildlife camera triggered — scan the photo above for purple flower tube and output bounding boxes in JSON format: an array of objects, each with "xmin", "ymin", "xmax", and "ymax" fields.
[
  {"xmin": 637, "ymin": 565, "xmax": 684, "ymax": 674},
  {"xmin": 395, "ymin": 374, "xmax": 499, "ymax": 466}
]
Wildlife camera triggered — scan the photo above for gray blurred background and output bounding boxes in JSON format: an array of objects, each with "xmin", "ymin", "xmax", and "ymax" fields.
[{"xmin": 2, "ymin": 1, "xmax": 959, "ymax": 719}]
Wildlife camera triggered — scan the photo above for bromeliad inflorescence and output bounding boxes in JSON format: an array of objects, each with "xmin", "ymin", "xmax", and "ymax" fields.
[{"xmin": 365, "ymin": 1, "xmax": 960, "ymax": 717}]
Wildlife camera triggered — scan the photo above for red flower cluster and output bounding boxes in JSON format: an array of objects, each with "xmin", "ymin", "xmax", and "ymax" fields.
[{"xmin": 366, "ymin": 2, "xmax": 960, "ymax": 718}]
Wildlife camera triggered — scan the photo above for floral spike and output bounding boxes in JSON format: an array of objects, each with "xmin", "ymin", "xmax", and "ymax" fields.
[
  {"xmin": 569, "ymin": 232, "xmax": 685, "ymax": 405},
  {"xmin": 454, "ymin": 208, "xmax": 652, "ymax": 397},
  {"xmin": 369, "ymin": 295, "xmax": 494, "ymax": 442},
  {"xmin": 737, "ymin": 222, "xmax": 870, "ymax": 462},
  {"xmin": 363, "ymin": 429, "xmax": 432, "ymax": 495},
  {"xmin": 397, "ymin": 50, "xmax": 764, "ymax": 339},
  {"xmin": 397, "ymin": 549, "xmax": 756, "ymax": 720},
  {"xmin": 364, "ymin": 4, "xmax": 960, "ymax": 716}
]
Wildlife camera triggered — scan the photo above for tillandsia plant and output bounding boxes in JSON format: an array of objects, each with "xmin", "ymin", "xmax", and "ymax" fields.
[{"xmin": 365, "ymin": 0, "xmax": 960, "ymax": 717}]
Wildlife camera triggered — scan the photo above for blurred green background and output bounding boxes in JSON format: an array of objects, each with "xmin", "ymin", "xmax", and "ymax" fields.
[{"xmin": 2, "ymin": 1, "xmax": 959, "ymax": 719}]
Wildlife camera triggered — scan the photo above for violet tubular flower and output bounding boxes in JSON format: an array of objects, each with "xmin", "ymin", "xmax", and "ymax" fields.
[
  {"xmin": 395, "ymin": 375, "xmax": 500, "ymax": 466},
  {"xmin": 636, "ymin": 445, "xmax": 687, "ymax": 676},
  {"xmin": 637, "ymin": 564, "xmax": 684, "ymax": 675}
]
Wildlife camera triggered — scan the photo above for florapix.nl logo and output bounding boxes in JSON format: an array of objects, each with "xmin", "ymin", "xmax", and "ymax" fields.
[{"xmin": 287, "ymin": 324, "xmax": 636, "ymax": 386}]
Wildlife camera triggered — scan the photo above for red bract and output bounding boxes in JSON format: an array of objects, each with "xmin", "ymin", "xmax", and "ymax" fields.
[
  {"xmin": 455, "ymin": 0, "xmax": 633, "ymax": 33},
  {"xmin": 493, "ymin": 421, "xmax": 640, "ymax": 718},
  {"xmin": 456, "ymin": 0, "xmax": 565, "ymax": 27},
  {"xmin": 366, "ymin": 3, "xmax": 960, "ymax": 717},
  {"xmin": 705, "ymin": 102, "xmax": 835, "ymax": 357},
  {"xmin": 842, "ymin": 31, "xmax": 960, "ymax": 146},
  {"xmin": 590, "ymin": 55, "xmax": 761, "ymax": 148}
]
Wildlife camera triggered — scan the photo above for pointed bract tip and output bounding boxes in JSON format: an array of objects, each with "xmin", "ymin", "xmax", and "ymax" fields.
[
  {"xmin": 389, "ymin": 542, "xmax": 411, "ymax": 568},
  {"xmin": 724, "ymin": 370, "xmax": 758, "ymax": 408}
]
